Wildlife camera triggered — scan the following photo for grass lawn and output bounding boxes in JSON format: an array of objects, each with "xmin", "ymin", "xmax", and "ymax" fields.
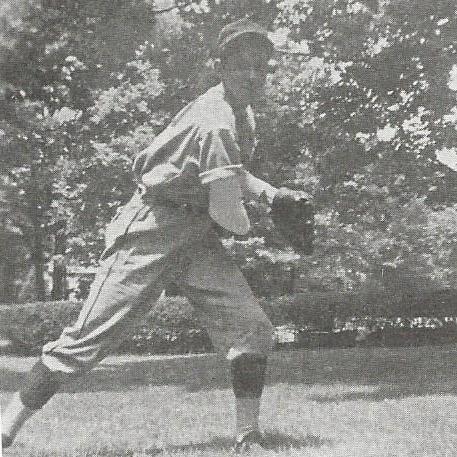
[{"xmin": 2, "ymin": 345, "xmax": 457, "ymax": 456}]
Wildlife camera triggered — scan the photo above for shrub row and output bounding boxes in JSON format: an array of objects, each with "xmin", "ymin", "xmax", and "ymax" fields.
[
  {"xmin": 278, "ymin": 327, "xmax": 457, "ymax": 350},
  {"xmin": 2, "ymin": 292, "xmax": 457, "ymax": 355},
  {"xmin": 0, "ymin": 297, "xmax": 213, "ymax": 355},
  {"xmin": 0, "ymin": 300, "xmax": 81, "ymax": 355}
]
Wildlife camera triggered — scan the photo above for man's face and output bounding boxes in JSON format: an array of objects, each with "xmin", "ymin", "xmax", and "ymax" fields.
[{"xmin": 220, "ymin": 39, "xmax": 272, "ymax": 107}]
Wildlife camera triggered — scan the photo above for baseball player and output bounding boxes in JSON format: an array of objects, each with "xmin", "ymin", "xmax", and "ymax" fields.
[{"xmin": 2, "ymin": 18, "xmax": 313, "ymax": 453}]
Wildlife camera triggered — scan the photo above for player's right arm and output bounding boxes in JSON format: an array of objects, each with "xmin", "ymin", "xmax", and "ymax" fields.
[
  {"xmin": 208, "ymin": 176, "xmax": 250, "ymax": 235},
  {"xmin": 199, "ymin": 127, "xmax": 251, "ymax": 235}
]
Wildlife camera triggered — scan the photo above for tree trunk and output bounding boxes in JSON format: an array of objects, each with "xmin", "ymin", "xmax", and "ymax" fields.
[
  {"xmin": 29, "ymin": 163, "xmax": 46, "ymax": 301},
  {"xmin": 0, "ymin": 232, "xmax": 16, "ymax": 303},
  {"xmin": 50, "ymin": 221, "xmax": 68, "ymax": 300},
  {"xmin": 51, "ymin": 255, "xmax": 67, "ymax": 300},
  {"xmin": 2, "ymin": 259, "xmax": 15, "ymax": 303},
  {"xmin": 31, "ymin": 241, "xmax": 46, "ymax": 301},
  {"xmin": 288, "ymin": 266, "xmax": 296, "ymax": 294}
]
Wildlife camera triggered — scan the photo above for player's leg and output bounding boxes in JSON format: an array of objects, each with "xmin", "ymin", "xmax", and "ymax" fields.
[
  {"xmin": 1, "ymin": 234, "xmax": 168, "ymax": 448},
  {"xmin": 178, "ymin": 233, "xmax": 274, "ymax": 450},
  {"xmin": 230, "ymin": 354, "xmax": 268, "ymax": 453}
]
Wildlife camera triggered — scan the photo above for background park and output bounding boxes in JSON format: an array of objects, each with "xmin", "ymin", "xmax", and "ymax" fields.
[{"xmin": 2, "ymin": 0, "xmax": 457, "ymax": 455}]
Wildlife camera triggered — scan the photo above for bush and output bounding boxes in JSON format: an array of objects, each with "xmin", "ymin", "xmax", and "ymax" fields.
[
  {"xmin": 3, "ymin": 291, "xmax": 457, "ymax": 355},
  {"xmin": 261, "ymin": 289, "xmax": 457, "ymax": 330},
  {"xmin": 119, "ymin": 296, "xmax": 213, "ymax": 355},
  {"xmin": 259, "ymin": 293, "xmax": 344, "ymax": 330},
  {"xmin": 118, "ymin": 326, "xmax": 213, "ymax": 355},
  {"xmin": 0, "ymin": 297, "xmax": 212, "ymax": 355},
  {"xmin": 0, "ymin": 294, "xmax": 343, "ymax": 356},
  {"xmin": 0, "ymin": 301, "xmax": 82, "ymax": 354}
]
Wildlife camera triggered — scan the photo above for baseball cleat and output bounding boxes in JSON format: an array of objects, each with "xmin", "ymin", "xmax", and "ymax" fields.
[
  {"xmin": 2, "ymin": 433, "xmax": 13, "ymax": 449},
  {"xmin": 232, "ymin": 429, "xmax": 265, "ymax": 454}
]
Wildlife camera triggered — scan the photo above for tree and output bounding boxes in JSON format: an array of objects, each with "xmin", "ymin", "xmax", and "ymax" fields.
[
  {"xmin": 0, "ymin": 0, "xmax": 163, "ymax": 299},
  {"xmin": 2, "ymin": 0, "xmax": 457, "ymax": 309},
  {"xmin": 263, "ymin": 0, "xmax": 457, "ymax": 293}
]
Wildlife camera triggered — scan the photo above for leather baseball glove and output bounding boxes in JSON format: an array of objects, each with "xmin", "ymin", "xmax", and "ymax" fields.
[{"xmin": 270, "ymin": 187, "xmax": 314, "ymax": 255}]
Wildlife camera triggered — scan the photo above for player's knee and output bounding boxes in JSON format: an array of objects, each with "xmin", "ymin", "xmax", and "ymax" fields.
[
  {"xmin": 257, "ymin": 320, "xmax": 275, "ymax": 354},
  {"xmin": 231, "ymin": 354, "xmax": 268, "ymax": 398}
]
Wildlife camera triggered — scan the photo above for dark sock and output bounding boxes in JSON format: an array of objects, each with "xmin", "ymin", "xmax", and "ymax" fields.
[
  {"xmin": 231, "ymin": 354, "xmax": 267, "ymax": 398},
  {"xmin": 231, "ymin": 354, "xmax": 267, "ymax": 436},
  {"xmin": 20, "ymin": 360, "xmax": 61, "ymax": 409}
]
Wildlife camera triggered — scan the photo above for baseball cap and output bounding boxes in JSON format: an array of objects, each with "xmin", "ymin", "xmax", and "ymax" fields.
[{"xmin": 218, "ymin": 18, "xmax": 274, "ymax": 56}]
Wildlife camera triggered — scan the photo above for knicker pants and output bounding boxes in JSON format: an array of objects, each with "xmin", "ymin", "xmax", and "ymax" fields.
[{"xmin": 41, "ymin": 203, "xmax": 273, "ymax": 376}]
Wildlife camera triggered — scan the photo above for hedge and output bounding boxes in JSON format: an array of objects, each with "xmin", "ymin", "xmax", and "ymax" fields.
[
  {"xmin": 0, "ymin": 297, "xmax": 213, "ymax": 355},
  {"xmin": 0, "ymin": 295, "xmax": 322, "ymax": 355},
  {"xmin": 262, "ymin": 289, "xmax": 457, "ymax": 328},
  {"xmin": 2, "ymin": 290, "xmax": 457, "ymax": 355},
  {"xmin": 0, "ymin": 300, "xmax": 81, "ymax": 355}
]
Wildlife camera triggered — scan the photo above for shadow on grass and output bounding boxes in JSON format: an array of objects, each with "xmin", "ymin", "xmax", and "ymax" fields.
[
  {"xmin": 307, "ymin": 380, "xmax": 457, "ymax": 403},
  {"xmin": 148, "ymin": 431, "xmax": 330, "ymax": 455},
  {"xmin": 0, "ymin": 355, "xmax": 233, "ymax": 394},
  {"xmin": 2, "ymin": 346, "xmax": 457, "ymax": 399},
  {"xmin": 29, "ymin": 432, "xmax": 331, "ymax": 456}
]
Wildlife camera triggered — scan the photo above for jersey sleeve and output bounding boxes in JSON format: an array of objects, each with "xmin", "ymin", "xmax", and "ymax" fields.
[
  {"xmin": 198, "ymin": 128, "xmax": 244, "ymax": 185},
  {"xmin": 209, "ymin": 176, "xmax": 250, "ymax": 235}
]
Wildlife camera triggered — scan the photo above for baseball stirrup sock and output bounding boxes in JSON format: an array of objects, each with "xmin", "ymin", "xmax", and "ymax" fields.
[
  {"xmin": 20, "ymin": 360, "xmax": 61, "ymax": 409},
  {"xmin": 235, "ymin": 397, "xmax": 261, "ymax": 437},
  {"xmin": 1, "ymin": 392, "xmax": 36, "ymax": 447},
  {"xmin": 231, "ymin": 355, "xmax": 267, "ymax": 436}
]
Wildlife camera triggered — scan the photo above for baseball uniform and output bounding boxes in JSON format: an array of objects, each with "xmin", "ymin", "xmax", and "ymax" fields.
[{"xmin": 40, "ymin": 83, "xmax": 274, "ymax": 376}]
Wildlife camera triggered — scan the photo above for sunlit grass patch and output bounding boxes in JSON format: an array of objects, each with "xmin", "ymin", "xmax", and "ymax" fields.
[{"xmin": 3, "ymin": 346, "xmax": 457, "ymax": 456}]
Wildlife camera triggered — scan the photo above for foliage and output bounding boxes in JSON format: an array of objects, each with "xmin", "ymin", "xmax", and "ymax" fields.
[
  {"xmin": 0, "ymin": 300, "xmax": 81, "ymax": 354},
  {"xmin": 265, "ymin": 288, "xmax": 457, "ymax": 328},
  {"xmin": 0, "ymin": 297, "xmax": 212, "ymax": 355},
  {"xmin": 118, "ymin": 326, "xmax": 213, "ymax": 355},
  {"xmin": 1, "ymin": 0, "xmax": 457, "ymax": 308},
  {"xmin": 4, "ymin": 288, "xmax": 457, "ymax": 354},
  {"xmin": 264, "ymin": 0, "xmax": 457, "ymax": 292}
]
